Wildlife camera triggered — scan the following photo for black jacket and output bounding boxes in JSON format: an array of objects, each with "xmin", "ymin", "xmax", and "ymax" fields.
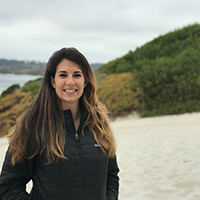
[{"xmin": 0, "ymin": 109, "xmax": 119, "ymax": 200}]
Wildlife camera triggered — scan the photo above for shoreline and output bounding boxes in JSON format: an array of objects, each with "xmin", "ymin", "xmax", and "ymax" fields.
[
  {"xmin": 0, "ymin": 70, "xmax": 44, "ymax": 76},
  {"xmin": 0, "ymin": 73, "xmax": 42, "ymax": 96}
]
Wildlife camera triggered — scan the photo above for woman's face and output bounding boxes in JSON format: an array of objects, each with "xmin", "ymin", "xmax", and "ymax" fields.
[{"xmin": 51, "ymin": 59, "xmax": 86, "ymax": 110}]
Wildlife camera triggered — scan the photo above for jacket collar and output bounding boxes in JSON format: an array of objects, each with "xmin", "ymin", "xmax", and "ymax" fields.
[{"xmin": 63, "ymin": 106, "xmax": 89, "ymax": 135}]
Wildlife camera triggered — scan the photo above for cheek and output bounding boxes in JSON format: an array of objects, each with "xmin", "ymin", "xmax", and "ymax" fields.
[
  {"xmin": 55, "ymin": 79, "xmax": 65, "ymax": 87},
  {"xmin": 53, "ymin": 80, "xmax": 65, "ymax": 95}
]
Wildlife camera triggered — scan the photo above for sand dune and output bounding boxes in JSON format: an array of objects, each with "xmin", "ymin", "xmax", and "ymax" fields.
[{"xmin": 1, "ymin": 112, "xmax": 200, "ymax": 200}]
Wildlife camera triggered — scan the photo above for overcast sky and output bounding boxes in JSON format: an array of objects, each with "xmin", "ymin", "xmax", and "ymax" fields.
[{"xmin": 0, "ymin": 0, "xmax": 199, "ymax": 64}]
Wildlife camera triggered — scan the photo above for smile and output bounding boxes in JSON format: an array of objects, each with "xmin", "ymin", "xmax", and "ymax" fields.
[{"xmin": 63, "ymin": 89, "xmax": 77, "ymax": 93}]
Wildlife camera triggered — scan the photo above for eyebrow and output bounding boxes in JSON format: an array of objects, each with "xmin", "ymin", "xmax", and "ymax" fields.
[
  {"xmin": 74, "ymin": 71, "xmax": 83, "ymax": 74},
  {"xmin": 58, "ymin": 71, "xmax": 67, "ymax": 74},
  {"xmin": 58, "ymin": 70, "xmax": 83, "ymax": 74}
]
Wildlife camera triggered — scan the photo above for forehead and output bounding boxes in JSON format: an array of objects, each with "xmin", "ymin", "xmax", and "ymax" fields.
[{"xmin": 56, "ymin": 59, "xmax": 82, "ymax": 72}]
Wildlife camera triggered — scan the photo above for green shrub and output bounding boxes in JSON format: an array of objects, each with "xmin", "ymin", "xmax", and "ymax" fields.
[
  {"xmin": 21, "ymin": 78, "xmax": 42, "ymax": 96},
  {"xmin": 134, "ymin": 48, "xmax": 200, "ymax": 116},
  {"xmin": 97, "ymin": 73, "xmax": 144, "ymax": 117},
  {"xmin": 1, "ymin": 84, "xmax": 20, "ymax": 98}
]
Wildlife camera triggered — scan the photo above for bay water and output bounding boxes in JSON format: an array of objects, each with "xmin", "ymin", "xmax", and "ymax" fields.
[{"xmin": 0, "ymin": 73, "xmax": 42, "ymax": 95}]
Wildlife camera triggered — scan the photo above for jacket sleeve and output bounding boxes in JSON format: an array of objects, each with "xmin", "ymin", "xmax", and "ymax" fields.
[
  {"xmin": 0, "ymin": 147, "xmax": 37, "ymax": 200},
  {"xmin": 106, "ymin": 155, "xmax": 120, "ymax": 200}
]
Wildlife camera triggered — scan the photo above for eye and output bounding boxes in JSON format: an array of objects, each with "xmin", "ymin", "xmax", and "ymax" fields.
[
  {"xmin": 59, "ymin": 74, "xmax": 67, "ymax": 77},
  {"xmin": 74, "ymin": 74, "xmax": 82, "ymax": 77}
]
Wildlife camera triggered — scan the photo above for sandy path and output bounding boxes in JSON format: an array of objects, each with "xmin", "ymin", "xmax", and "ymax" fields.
[{"xmin": 1, "ymin": 112, "xmax": 200, "ymax": 199}]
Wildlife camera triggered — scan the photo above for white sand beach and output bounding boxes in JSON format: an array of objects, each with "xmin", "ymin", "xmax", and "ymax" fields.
[{"xmin": 1, "ymin": 112, "xmax": 200, "ymax": 200}]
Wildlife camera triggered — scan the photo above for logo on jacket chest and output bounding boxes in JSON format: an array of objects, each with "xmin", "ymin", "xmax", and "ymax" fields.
[{"xmin": 94, "ymin": 143, "xmax": 100, "ymax": 147}]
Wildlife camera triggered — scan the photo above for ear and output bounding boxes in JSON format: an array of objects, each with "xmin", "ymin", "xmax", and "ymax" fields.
[
  {"xmin": 51, "ymin": 76, "xmax": 55, "ymax": 88},
  {"xmin": 84, "ymin": 81, "xmax": 87, "ymax": 88}
]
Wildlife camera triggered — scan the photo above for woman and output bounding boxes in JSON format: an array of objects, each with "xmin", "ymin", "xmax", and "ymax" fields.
[{"xmin": 0, "ymin": 47, "xmax": 119, "ymax": 200}]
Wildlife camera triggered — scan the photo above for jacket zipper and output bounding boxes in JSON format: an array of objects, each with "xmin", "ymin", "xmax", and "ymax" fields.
[{"xmin": 74, "ymin": 132, "xmax": 86, "ymax": 200}]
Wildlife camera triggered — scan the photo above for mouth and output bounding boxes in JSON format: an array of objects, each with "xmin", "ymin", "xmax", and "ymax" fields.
[{"xmin": 63, "ymin": 89, "xmax": 78, "ymax": 93}]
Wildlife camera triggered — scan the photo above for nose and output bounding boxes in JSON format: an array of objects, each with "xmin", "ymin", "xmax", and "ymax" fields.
[{"xmin": 66, "ymin": 76, "xmax": 75, "ymax": 85}]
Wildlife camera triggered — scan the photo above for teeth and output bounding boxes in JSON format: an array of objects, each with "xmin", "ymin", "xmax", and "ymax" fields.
[{"xmin": 64, "ymin": 89, "xmax": 76, "ymax": 93}]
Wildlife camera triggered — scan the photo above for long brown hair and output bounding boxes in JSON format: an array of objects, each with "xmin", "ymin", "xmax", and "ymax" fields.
[{"xmin": 8, "ymin": 47, "xmax": 116, "ymax": 165}]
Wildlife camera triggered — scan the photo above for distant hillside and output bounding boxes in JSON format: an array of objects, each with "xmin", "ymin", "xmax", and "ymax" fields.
[
  {"xmin": 0, "ymin": 59, "xmax": 45, "ymax": 75},
  {"xmin": 0, "ymin": 59, "xmax": 103, "ymax": 75},
  {"xmin": 0, "ymin": 59, "xmax": 46, "ymax": 68},
  {"xmin": 98, "ymin": 23, "xmax": 200, "ymax": 117}
]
